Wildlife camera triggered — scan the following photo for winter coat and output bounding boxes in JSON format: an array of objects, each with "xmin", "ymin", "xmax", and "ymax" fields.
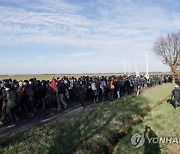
[{"xmin": 6, "ymin": 89, "xmax": 16, "ymax": 108}]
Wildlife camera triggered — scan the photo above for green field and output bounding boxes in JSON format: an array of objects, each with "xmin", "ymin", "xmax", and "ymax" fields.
[
  {"xmin": 0, "ymin": 74, "xmax": 117, "ymax": 81},
  {"xmin": 0, "ymin": 72, "xmax": 170, "ymax": 81},
  {"xmin": 113, "ymin": 100, "xmax": 180, "ymax": 154},
  {"xmin": 0, "ymin": 75, "xmax": 70, "ymax": 81},
  {"xmin": 0, "ymin": 83, "xmax": 176, "ymax": 154}
]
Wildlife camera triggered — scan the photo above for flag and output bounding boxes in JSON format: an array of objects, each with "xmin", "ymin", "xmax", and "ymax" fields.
[{"xmin": 50, "ymin": 78, "xmax": 58, "ymax": 93}]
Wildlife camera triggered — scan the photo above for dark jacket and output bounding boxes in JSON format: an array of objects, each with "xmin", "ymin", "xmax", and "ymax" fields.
[
  {"xmin": 40, "ymin": 85, "xmax": 47, "ymax": 98},
  {"xmin": 115, "ymin": 81, "xmax": 121, "ymax": 90},
  {"xmin": 6, "ymin": 89, "xmax": 16, "ymax": 108},
  {"xmin": 57, "ymin": 83, "xmax": 65, "ymax": 94}
]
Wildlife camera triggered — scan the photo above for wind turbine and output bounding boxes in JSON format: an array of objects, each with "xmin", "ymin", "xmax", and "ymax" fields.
[
  {"xmin": 145, "ymin": 49, "xmax": 149, "ymax": 79},
  {"xmin": 124, "ymin": 59, "xmax": 126, "ymax": 74},
  {"xmin": 135, "ymin": 62, "xmax": 138, "ymax": 77},
  {"xmin": 128, "ymin": 62, "xmax": 131, "ymax": 75}
]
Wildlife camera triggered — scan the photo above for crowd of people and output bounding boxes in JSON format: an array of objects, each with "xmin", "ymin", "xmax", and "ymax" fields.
[{"xmin": 0, "ymin": 74, "xmax": 173, "ymax": 127}]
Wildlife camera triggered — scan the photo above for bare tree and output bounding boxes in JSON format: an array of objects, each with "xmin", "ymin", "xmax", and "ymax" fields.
[{"xmin": 152, "ymin": 31, "xmax": 180, "ymax": 77}]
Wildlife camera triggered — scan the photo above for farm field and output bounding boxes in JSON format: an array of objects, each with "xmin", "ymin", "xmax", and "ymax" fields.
[
  {"xmin": 0, "ymin": 83, "xmax": 176, "ymax": 154},
  {"xmin": 0, "ymin": 72, "xmax": 170, "ymax": 81},
  {"xmin": 0, "ymin": 74, "xmax": 120, "ymax": 81}
]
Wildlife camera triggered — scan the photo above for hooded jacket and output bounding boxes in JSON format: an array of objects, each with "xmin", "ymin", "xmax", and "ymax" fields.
[{"xmin": 6, "ymin": 89, "xmax": 16, "ymax": 108}]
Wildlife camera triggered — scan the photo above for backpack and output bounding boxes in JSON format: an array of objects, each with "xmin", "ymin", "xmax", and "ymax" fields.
[
  {"xmin": 91, "ymin": 83, "xmax": 97, "ymax": 91},
  {"xmin": 7, "ymin": 90, "xmax": 17, "ymax": 107},
  {"xmin": 110, "ymin": 81, "xmax": 115, "ymax": 90}
]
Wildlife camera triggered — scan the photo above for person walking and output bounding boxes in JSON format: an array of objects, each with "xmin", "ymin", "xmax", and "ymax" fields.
[
  {"xmin": 0, "ymin": 84, "xmax": 18, "ymax": 127},
  {"xmin": 172, "ymin": 85, "xmax": 180, "ymax": 109},
  {"xmin": 56, "ymin": 80, "xmax": 67, "ymax": 110}
]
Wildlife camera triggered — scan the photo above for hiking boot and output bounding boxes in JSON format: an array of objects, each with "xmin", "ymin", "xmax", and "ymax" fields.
[
  {"xmin": 7, "ymin": 124, "xmax": 16, "ymax": 128},
  {"xmin": 0, "ymin": 121, "xmax": 4, "ymax": 125}
]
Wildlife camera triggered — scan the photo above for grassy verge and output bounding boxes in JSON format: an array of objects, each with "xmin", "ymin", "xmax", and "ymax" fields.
[
  {"xmin": 0, "ymin": 83, "xmax": 174, "ymax": 154},
  {"xmin": 113, "ymin": 100, "xmax": 180, "ymax": 154}
]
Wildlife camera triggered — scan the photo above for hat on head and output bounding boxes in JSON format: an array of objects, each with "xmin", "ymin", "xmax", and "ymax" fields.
[
  {"xmin": 175, "ymin": 85, "xmax": 179, "ymax": 88},
  {"xmin": 19, "ymin": 81, "xmax": 23, "ymax": 87}
]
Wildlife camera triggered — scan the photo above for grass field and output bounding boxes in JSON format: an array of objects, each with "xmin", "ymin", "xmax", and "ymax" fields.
[
  {"xmin": 113, "ymin": 100, "xmax": 180, "ymax": 154},
  {"xmin": 0, "ymin": 72, "xmax": 170, "ymax": 81},
  {"xmin": 0, "ymin": 83, "xmax": 175, "ymax": 154},
  {"xmin": 0, "ymin": 75, "xmax": 73, "ymax": 81},
  {"xmin": 0, "ymin": 74, "xmax": 121, "ymax": 81}
]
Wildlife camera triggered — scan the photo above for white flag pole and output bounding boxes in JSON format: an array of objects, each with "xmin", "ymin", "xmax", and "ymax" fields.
[
  {"xmin": 124, "ymin": 59, "xmax": 126, "ymax": 74},
  {"xmin": 135, "ymin": 62, "xmax": 138, "ymax": 76},
  {"xmin": 145, "ymin": 49, "xmax": 149, "ymax": 79},
  {"xmin": 128, "ymin": 62, "xmax": 130, "ymax": 75}
]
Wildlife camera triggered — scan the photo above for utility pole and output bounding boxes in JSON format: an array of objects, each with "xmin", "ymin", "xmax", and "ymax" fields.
[
  {"xmin": 128, "ymin": 62, "xmax": 131, "ymax": 75},
  {"xmin": 124, "ymin": 59, "xmax": 126, "ymax": 74},
  {"xmin": 145, "ymin": 49, "xmax": 149, "ymax": 79},
  {"xmin": 135, "ymin": 62, "xmax": 138, "ymax": 76}
]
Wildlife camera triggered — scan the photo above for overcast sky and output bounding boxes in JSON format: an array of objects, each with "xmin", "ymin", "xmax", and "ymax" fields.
[{"xmin": 0, "ymin": 0, "xmax": 180, "ymax": 74}]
